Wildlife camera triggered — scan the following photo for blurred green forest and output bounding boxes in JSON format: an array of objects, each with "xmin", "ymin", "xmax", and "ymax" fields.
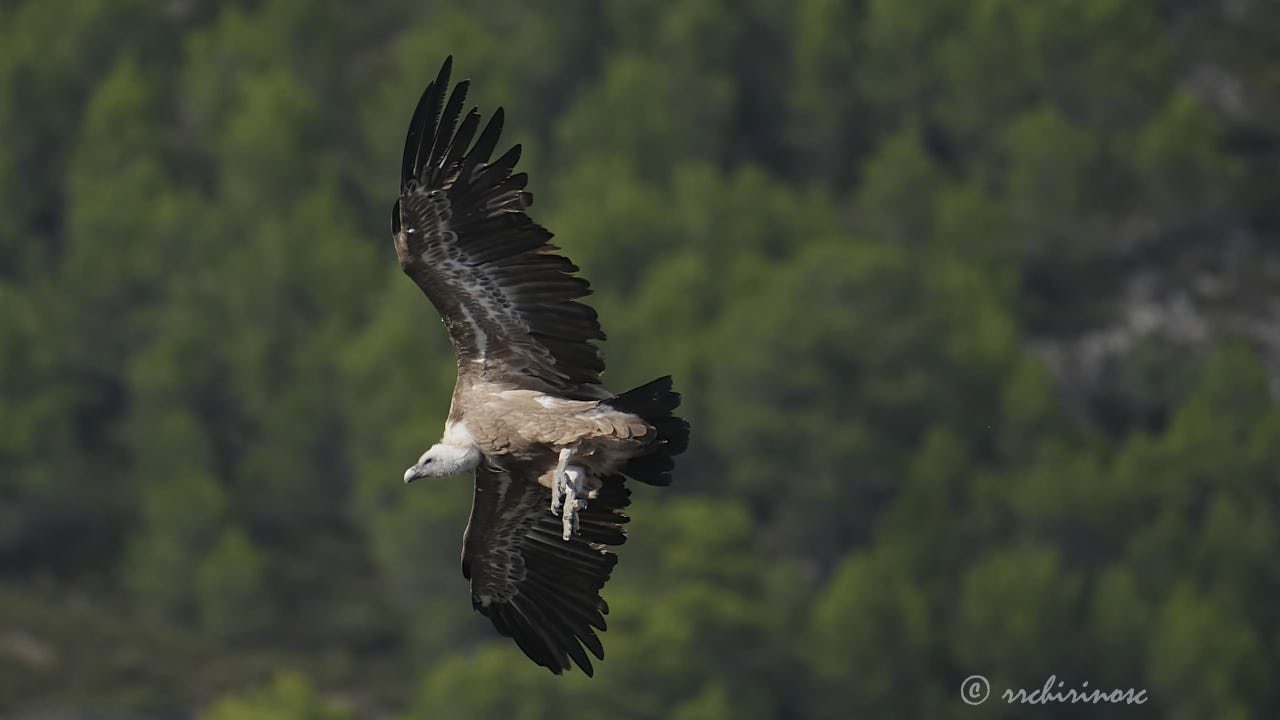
[{"xmin": 2, "ymin": 0, "xmax": 1279, "ymax": 717}]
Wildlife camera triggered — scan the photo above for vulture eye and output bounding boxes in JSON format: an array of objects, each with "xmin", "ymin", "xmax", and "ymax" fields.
[{"xmin": 391, "ymin": 199, "xmax": 402, "ymax": 234}]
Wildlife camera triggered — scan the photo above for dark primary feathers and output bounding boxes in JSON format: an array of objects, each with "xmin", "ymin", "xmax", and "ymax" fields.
[
  {"xmin": 462, "ymin": 464, "xmax": 632, "ymax": 676},
  {"xmin": 393, "ymin": 56, "xmax": 608, "ymax": 400}
]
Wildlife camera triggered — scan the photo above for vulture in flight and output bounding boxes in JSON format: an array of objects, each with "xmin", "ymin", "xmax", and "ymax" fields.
[{"xmin": 391, "ymin": 57, "xmax": 690, "ymax": 676}]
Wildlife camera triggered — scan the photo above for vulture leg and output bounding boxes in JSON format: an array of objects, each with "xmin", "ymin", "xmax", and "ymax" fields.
[
  {"xmin": 550, "ymin": 445, "xmax": 585, "ymax": 540},
  {"xmin": 550, "ymin": 446, "xmax": 574, "ymax": 515},
  {"xmin": 560, "ymin": 465, "xmax": 586, "ymax": 541}
]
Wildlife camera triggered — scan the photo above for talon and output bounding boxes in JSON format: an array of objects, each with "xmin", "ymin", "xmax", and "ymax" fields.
[
  {"xmin": 550, "ymin": 446, "xmax": 574, "ymax": 514},
  {"xmin": 561, "ymin": 499, "xmax": 576, "ymax": 540},
  {"xmin": 547, "ymin": 446, "xmax": 587, "ymax": 540},
  {"xmin": 560, "ymin": 466, "xmax": 584, "ymax": 540}
]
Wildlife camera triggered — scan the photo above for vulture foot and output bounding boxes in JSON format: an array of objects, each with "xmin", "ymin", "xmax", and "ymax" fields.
[{"xmin": 551, "ymin": 446, "xmax": 585, "ymax": 540}]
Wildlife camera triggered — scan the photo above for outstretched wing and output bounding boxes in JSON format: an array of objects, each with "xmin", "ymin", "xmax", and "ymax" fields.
[
  {"xmin": 393, "ymin": 57, "xmax": 608, "ymax": 400},
  {"xmin": 461, "ymin": 463, "xmax": 631, "ymax": 676}
]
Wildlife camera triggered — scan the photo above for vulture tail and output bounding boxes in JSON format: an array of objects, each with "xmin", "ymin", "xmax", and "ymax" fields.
[{"xmin": 605, "ymin": 376, "xmax": 690, "ymax": 487}]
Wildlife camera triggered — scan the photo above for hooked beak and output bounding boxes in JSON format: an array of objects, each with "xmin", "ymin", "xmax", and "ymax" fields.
[{"xmin": 404, "ymin": 464, "xmax": 424, "ymax": 484}]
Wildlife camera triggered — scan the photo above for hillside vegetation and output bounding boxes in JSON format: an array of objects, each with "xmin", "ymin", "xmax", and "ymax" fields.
[{"xmin": 1, "ymin": 1, "xmax": 1278, "ymax": 717}]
